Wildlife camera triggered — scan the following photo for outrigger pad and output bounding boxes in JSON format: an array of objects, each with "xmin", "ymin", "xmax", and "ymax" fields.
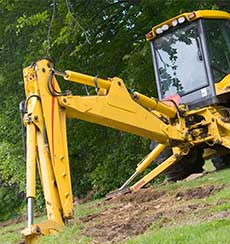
[{"xmin": 21, "ymin": 220, "xmax": 63, "ymax": 244}]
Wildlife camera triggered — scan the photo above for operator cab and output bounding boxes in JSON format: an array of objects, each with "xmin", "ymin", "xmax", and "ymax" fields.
[{"xmin": 147, "ymin": 10, "xmax": 230, "ymax": 109}]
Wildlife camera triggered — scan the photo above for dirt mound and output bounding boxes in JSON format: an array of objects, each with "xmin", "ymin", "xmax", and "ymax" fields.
[
  {"xmin": 79, "ymin": 184, "xmax": 225, "ymax": 243},
  {"xmin": 107, "ymin": 187, "xmax": 165, "ymax": 204},
  {"xmin": 175, "ymin": 185, "xmax": 224, "ymax": 200},
  {"xmin": 206, "ymin": 210, "xmax": 230, "ymax": 221},
  {"xmin": 0, "ymin": 215, "xmax": 26, "ymax": 228},
  {"xmin": 81, "ymin": 198, "xmax": 162, "ymax": 243}
]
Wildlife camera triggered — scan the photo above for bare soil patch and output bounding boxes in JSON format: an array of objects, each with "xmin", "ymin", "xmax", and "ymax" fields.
[
  {"xmin": 0, "ymin": 215, "xmax": 26, "ymax": 228},
  {"xmin": 78, "ymin": 184, "xmax": 225, "ymax": 243},
  {"xmin": 175, "ymin": 185, "xmax": 224, "ymax": 200}
]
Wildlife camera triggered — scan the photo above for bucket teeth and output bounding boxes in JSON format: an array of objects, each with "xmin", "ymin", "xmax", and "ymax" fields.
[{"xmin": 105, "ymin": 187, "xmax": 131, "ymax": 200}]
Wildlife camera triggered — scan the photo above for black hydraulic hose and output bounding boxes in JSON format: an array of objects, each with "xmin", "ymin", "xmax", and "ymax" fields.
[
  {"xmin": 24, "ymin": 95, "xmax": 41, "ymax": 113},
  {"xmin": 47, "ymin": 70, "xmax": 71, "ymax": 96},
  {"xmin": 47, "ymin": 70, "xmax": 62, "ymax": 96},
  {"xmin": 163, "ymin": 99, "xmax": 184, "ymax": 117}
]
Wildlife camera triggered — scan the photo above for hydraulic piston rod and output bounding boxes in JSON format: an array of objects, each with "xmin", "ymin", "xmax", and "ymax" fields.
[
  {"xmin": 133, "ymin": 92, "xmax": 177, "ymax": 118},
  {"xmin": 64, "ymin": 70, "xmax": 111, "ymax": 90},
  {"xmin": 105, "ymin": 144, "xmax": 166, "ymax": 199},
  {"xmin": 60, "ymin": 70, "xmax": 177, "ymax": 119},
  {"xmin": 26, "ymin": 122, "xmax": 37, "ymax": 227},
  {"xmin": 27, "ymin": 198, "xmax": 34, "ymax": 227},
  {"xmin": 120, "ymin": 144, "xmax": 166, "ymax": 190}
]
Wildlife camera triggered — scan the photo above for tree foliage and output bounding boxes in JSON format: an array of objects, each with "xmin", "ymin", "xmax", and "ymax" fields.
[{"xmin": 0, "ymin": 0, "xmax": 229, "ymax": 220}]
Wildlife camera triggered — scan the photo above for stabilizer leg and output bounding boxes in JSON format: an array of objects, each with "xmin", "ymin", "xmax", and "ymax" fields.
[
  {"xmin": 130, "ymin": 151, "xmax": 184, "ymax": 192},
  {"xmin": 105, "ymin": 144, "xmax": 166, "ymax": 199}
]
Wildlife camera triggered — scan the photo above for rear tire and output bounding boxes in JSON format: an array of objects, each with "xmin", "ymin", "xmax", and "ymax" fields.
[
  {"xmin": 212, "ymin": 154, "xmax": 230, "ymax": 170},
  {"xmin": 165, "ymin": 147, "xmax": 204, "ymax": 181},
  {"xmin": 150, "ymin": 142, "xmax": 205, "ymax": 181}
]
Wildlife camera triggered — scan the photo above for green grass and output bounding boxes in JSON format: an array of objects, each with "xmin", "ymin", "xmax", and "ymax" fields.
[
  {"xmin": 123, "ymin": 166, "xmax": 230, "ymax": 244},
  {"xmin": 125, "ymin": 219, "xmax": 230, "ymax": 244},
  {"xmin": 36, "ymin": 200, "xmax": 106, "ymax": 243},
  {"xmin": 1, "ymin": 164, "xmax": 230, "ymax": 244},
  {"xmin": 0, "ymin": 222, "xmax": 24, "ymax": 244},
  {"xmin": 74, "ymin": 199, "xmax": 104, "ymax": 218},
  {"xmin": 206, "ymin": 187, "xmax": 230, "ymax": 212},
  {"xmin": 160, "ymin": 167, "xmax": 229, "ymax": 193},
  {"xmin": 37, "ymin": 224, "xmax": 91, "ymax": 244},
  {"xmin": 0, "ymin": 198, "xmax": 106, "ymax": 244}
]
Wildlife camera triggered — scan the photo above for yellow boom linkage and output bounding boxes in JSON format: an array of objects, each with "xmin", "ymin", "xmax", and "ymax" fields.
[{"xmin": 21, "ymin": 59, "xmax": 189, "ymax": 243}]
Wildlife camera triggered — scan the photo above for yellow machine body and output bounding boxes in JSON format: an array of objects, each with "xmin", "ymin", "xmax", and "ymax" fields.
[{"xmin": 21, "ymin": 9, "xmax": 230, "ymax": 243}]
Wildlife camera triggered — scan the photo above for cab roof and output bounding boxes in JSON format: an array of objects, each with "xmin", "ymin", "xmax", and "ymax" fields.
[{"xmin": 146, "ymin": 10, "xmax": 230, "ymax": 41}]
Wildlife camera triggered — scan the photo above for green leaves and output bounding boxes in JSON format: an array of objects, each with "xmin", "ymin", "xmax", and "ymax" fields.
[
  {"xmin": 16, "ymin": 11, "xmax": 49, "ymax": 35},
  {"xmin": 0, "ymin": 0, "xmax": 229, "ymax": 220},
  {"xmin": 0, "ymin": 141, "xmax": 25, "ymax": 189}
]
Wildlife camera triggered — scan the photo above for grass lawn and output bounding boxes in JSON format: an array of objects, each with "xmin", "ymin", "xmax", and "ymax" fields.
[
  {"xmin": 1, "ymin": 163, "xmax": 230, "ymax": 244},
  {"xmin": 125, "ymin": 219, "xmax": 230, "ymax": 244}
]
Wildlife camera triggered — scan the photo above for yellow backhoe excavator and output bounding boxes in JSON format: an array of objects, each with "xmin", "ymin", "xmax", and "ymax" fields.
[{"xmin": 21, "ymin": 10, "xmax": 230, "ymax": 243}]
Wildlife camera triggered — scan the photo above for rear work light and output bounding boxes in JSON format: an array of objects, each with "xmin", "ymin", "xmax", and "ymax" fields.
[
  {"xmin": 178, "ymin": 16, "xmax": 186, "ymax": 24},
  {"xmin": 172, "ymin": 19, "xmax": 178, "ymax": 27},
  {"xmin": 156, "ymin": 28, "xmax": 163, "ymax": 34}
]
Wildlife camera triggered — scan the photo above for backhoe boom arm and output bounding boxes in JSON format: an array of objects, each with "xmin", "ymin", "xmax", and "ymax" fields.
[{"xmin": 21, "ymin": 59, "xmax": 186, "ymax": 243}]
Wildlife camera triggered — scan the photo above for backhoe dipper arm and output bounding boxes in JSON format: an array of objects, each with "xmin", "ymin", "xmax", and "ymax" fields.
[
  {"xmin": 21, "ymin": 59, "xmax": 185, "ymax": 243},
  {"xmin": 22, "ymin": 62, "xmax": 73, "ymax": 243}
]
